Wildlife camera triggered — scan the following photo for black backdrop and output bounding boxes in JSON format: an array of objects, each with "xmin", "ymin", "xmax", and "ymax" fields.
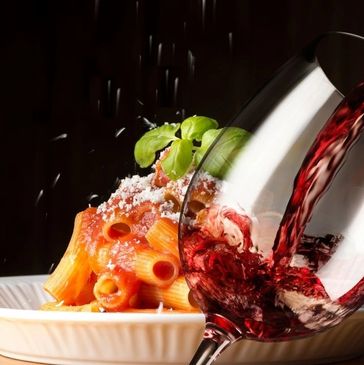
[{"xmin": 1, "ymin": 0, "xmax": 364, "ymax": 275}]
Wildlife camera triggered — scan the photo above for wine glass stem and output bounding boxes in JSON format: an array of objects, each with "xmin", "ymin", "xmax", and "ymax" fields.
[{"xmin": 189, "ymin": 325, "xmax": 234, "ymax": 365}]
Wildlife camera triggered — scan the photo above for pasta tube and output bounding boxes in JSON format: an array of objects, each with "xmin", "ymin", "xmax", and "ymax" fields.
[
  {"xmin": 163, "ymin": 189, "xmax": 182, "ymax": 212},
  {"xmin": 139, "ymin": 276, "xmax": 199, "ymax": 311},
  {"xmin": 145, "ymin": 218, "xmax": 179, "ymax": 258},
  {"xmin": 186, "ymin": 177, "xmax": 218, "ymax": 215},
  {"xmin": 93, "ymin": 270, "xmax": 139, "ymax": 311},
  {"xmin": 88, "ymin": 241, "xmax": 113, "ymax": 274},
  {"xmin": 43, "ymin": 208, "xmax": 96, "ymax": 305},
  {"xmin": 102, "ymin": 213, "xmax": 133, "ymax": 242},
  {"xmin": 135, "ymin": 247, "xmax": 179, "ymax": 287}
]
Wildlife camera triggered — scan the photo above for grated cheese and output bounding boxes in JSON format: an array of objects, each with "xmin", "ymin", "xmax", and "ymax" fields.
[{"xmin": 96, "ymin": 167, "xmax": 220, "ymax": 226}]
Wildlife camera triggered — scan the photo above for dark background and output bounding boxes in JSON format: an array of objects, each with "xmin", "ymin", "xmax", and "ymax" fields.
[{"xmin": 1, "ymin": 0, "xmax": 364, "ymax": 275}]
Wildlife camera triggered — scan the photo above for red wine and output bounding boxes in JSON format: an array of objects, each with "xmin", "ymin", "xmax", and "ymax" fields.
[{"xmin": 181, "ymin": 81, "xmax": 364, "ymax": 341}]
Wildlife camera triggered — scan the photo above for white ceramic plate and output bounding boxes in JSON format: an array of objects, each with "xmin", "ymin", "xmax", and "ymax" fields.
[{"xmin": 0, "ymin": 275, "xmax": 363, "ymax": 365}]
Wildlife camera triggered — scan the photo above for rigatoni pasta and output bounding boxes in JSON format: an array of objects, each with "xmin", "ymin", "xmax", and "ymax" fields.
[
  {"xmin": 145, "ymin": 218, "xmax": 179, "ymax": 258},
  {"xmin": 134, "ymin": 247, "xmax": 179, "ymax": 287},
  {"xmin": 43, "ymin": 208, "xmax": 96, "ymax": 305},
  {"xmin": 93, "ymin": 270, "xmax": 139, "ymax": 311},
  {"xmin": 102, "ymin": 213, "xmax": 133, "ymax": 242},
  {"xmin": 139, "ymin": 276, "xmax": 199, "ymax": 311},
  {"xmin": 43, "ymin": 159, "xmax": 219, "ymax": 313}
]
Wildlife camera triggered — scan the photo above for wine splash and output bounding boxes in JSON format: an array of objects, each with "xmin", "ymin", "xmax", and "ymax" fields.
[{"xmin": 181, "ymin": 81, "xmax": 364, "ymax": 341}]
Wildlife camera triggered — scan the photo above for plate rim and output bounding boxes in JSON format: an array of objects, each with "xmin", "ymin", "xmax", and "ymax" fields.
[{"xmin": 0, "ymin": 274, "xmax": 363, "ymax": 324}]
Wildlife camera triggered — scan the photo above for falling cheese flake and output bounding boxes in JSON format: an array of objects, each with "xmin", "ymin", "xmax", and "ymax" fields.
[
  {"xmin": 142, "ymin": 117, "xmax": 157, "ymax": 130},
  {"xmin": 87, "ymin": 193, "xmax": 99, "ymax": 202},
  {"xmin": 35, "ymin": 189, "xmax": 44, "ymax": 206},
  {"xmin": 52, "ymin": 173, "xmax": 61, "ymax": 188},
  {"xmin": 51, "ymin": 133, "xmax": 68, "ymax": 142},
  {"xmin": 115, "ymin": 127, "xmax": 126, "ymax": 138}
]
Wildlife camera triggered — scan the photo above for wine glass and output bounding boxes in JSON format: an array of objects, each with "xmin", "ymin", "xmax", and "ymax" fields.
[{"xmin": 179, "ymin": 32, "xmax": 364, "ymax": 365}]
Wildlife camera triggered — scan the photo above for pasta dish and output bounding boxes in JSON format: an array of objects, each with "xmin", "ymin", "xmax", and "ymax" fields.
[{"xmin": 42, "ymin": 116, "xmax": 249, "ymax": 312}]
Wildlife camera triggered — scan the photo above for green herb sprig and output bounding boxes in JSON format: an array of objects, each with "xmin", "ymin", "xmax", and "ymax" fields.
[{"xmin": 134, "ymin": 115, "xmax": 250, "ymax": 180}]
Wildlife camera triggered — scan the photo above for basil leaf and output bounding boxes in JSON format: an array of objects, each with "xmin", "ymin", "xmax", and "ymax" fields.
[
  {"xmin": 198, "ymin": 127, "xmax": 251, "ymax": 178},
  {"xmin": 134, "ymin": 123, "xmax": 180, "ymax": 168},
  {"xmin": 181, "ymin": 116, "xmax": 218, "ymax": 141},
  {"xmin": 161, "ymin": 139, "xmax": 193, "ymax": 180},
  {"xmin": 193, "ymin": 128, "xmax": 221, "ymax": 166}
]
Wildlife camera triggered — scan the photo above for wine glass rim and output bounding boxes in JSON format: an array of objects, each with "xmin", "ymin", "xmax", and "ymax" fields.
[{"xmin": 307, "ymin": 31, "xmax": 364, "ymax": 95}]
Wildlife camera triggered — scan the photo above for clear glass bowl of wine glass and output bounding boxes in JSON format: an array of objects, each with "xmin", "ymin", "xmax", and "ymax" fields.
[{"xmin": 179, "ymin": 32, "xmax": 364, "ymax": 365}]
